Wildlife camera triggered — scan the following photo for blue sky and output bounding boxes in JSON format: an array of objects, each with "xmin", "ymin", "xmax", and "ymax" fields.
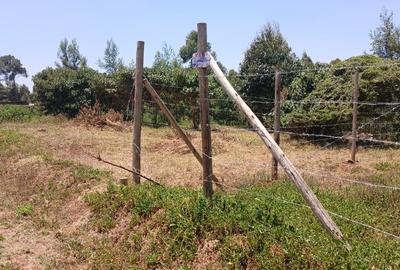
[{"xmin": 2, "ymin": 0, "xmax": 400, "ymax": 89}]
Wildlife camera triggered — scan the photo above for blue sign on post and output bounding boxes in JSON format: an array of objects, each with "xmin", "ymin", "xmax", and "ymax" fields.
[{"xmin": 191, "ymin": 52, "xmax": 210, "ymax": 68}]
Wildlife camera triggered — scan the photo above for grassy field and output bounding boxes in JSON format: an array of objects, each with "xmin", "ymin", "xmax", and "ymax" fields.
[{"xmin": 0, "ymin": 116, "xmax": 399, "ymax": 269}]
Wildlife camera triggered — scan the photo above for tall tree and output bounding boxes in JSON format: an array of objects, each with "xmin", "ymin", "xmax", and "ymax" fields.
[
  {"xmin": 370, "ymin": 9, "xmax": 400, "ymax": 59},
  {"xmin": 153, "ymin": 43, "xmax": 182, "ymax": 68},
  {"xmin": 0, "ymin": 55, "xmax": 28, "ymax": 86},
  {"xmin": 98, "ymin": 39, "xmax": 123, "ymax": 74},
  {"xmin": 240, "ymin": 23, "xmax": 297, "ymax": 115},
  {"xmin": 56, "ymin": 38, "xmax": 87, "ymax": 69}
]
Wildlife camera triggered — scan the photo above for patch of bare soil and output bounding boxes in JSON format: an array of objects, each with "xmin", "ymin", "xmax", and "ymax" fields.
[
  {"xmin": 0, "ymin": 143, "xmax": 105, "ymax": 269},
  {"xmin": 0, "ymin": 218, "xmax": 63, "ymax": 269},
  {"xmin": 192, "ymin": 239, "xmax": 222, "ymax": 269}
]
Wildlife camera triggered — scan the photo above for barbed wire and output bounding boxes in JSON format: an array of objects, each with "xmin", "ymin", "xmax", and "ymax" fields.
[
  {"xmin": 147, "ymin": 62, "xmax": 400, "ymax": 81},
  {"xmin": 147, "ymin": 81, "xmax": 400, "ymax": 107},
  {"xmin": 205, "ymin": 62, "xmax": 400, "ymax": 78}
]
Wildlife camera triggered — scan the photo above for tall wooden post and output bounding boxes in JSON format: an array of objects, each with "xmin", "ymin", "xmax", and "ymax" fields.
[
  {"xmin": 350, "ymin": 70, "xmax": 360, "ymax": 163},
  {"xmin": 197, "ymin": 23, "xmax": 213, "ymax": 198},
  {"xmin": 271, "ymin": 68, "xmax": 281, "ymax": 180},
  {"xmin": 143, "ymin": 79, "xmax": 222, "ymax": 188},
  {"xmin": 208, "ymin": 54, "xmax": 348, "ymax": 246},
  {"xmin": 133, "ymin": 41, "xmax": 144, "ymax": 184}
]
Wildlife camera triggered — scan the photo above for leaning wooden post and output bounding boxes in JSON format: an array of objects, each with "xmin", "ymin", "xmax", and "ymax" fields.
[
  {"xmin": 271, "ymin": 68, "xmax": 282, "ymax": 180},
  {"xmin": 143, "ymin": 79, "xmax": 222, "ymax": 188},
  {"xmin": 208, "ymin": 53, "xmax": 348, "ymax": 245},
  {"xmin": 350, "ymin": 70, "xmax": 360, "ymax": 163},
  {"xmin": 132, "ymin": 41, "xmax": 144, "ymax": 184},
  {"xmin": 197, "ymin": 23, "xmax": 213, "ymax": 198}
]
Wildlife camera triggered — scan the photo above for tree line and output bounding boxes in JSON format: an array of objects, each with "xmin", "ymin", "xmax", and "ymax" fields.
[{"xmin": 2, "ymin": 9, "xmax": 400, "ymax": 139}]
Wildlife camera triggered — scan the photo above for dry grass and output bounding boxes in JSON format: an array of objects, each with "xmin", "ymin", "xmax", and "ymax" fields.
[
  {"xmin": 1, "ymin": 120, "xmax": 399, "ymax": 269},
  {"xmin": 3, "ymin": 120, "xmax": 399, "ymax": 190},
  {"xmin": 75, "ymin": 103, "xmax": 127, "ymax": 131}
]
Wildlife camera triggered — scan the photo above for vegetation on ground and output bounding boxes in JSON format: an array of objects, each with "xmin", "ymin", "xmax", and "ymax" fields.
[
  {"xmin": 0, "ymin": 125, "xmax": 399, "ymax": 268},
  {"xmin": 0, "ymin": 105, "xmax": 42, "ymax": 123},
  {"xmin": 83, "ymin": 181, "xmax": 399, "ymax": 269}
]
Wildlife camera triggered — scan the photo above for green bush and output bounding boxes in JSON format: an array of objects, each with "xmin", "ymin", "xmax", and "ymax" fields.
[
  {"xmin": 283, "ymin": 55, "xmax": 400, "ymax": 141},
  {"xmin": 33, "ymin": 67, "xmax": 97, "ymax": 117},
  {"xmin": 0, "ymin": 105, "xmax": 42, "ymax": 123}
]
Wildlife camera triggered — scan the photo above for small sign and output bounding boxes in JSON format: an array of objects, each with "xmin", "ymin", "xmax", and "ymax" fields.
[{"xmin": 191, "ymin": 52, "xmax": 210, "ymax": 68}]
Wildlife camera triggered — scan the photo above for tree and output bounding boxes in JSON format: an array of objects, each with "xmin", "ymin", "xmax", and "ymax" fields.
[
  {"xmin": 56, "ymin": 38, "xmax": 87, "ymax": 69},
  {"xmin": 0, "ymin": 55, "xmax": 27, "ymax": 86},
  {"xmin": 370, "ymin": 9, "xmax": 400, "ymax": 59},
  {"xmin": 300, "ymin": 51, "xmax": 313, "ymax": 67},
  {"xmin": 0, "ymin": 83, "xmax": 8, "ymax": 102},
  {"xmin": 98, "ymin": 39, "xmax": 123, "ymax": 74},
  {"xmin": 153, "ymin": 43, "xmax": 182, "ymax": 68},
  {"xmin": 18, "ymin": 84, "xmax": 31, "ymax": 103},
  {"xmin": 284, "ymin": 55, "xmax": 400, "ymax": 141},
  {"xmin": 179, "ymin": 30, "xmax": 212, "ymax": 63},
  {"xmin": 7, "ymin": 84, "xmax": 31, "ymax": 103},
  {"xmin": 239, "ymin": 23, "xmax": 298, "ymax": 115},
  {"xmin": 91, "ymin": 66, "xmax": 134, "ymax": 113},
  {"xmin": 33, "ymin": 67, "xmax": 96, "ymax": 117}
]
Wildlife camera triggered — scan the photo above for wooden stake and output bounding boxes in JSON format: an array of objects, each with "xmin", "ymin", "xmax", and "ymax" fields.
[
  {"xmin": 208, "ymin": 54, "xmax": 347, "ymax": 245},
  {"xmin": 133, "ymin": 41, "xmax": 144, "ymax": 184},
  {"xmin": 350, "ymin": 70, "xmax": 360, "ymax": 163},
  {"xmin": 271, "ymin": 68, "xmax": 281, "ymax": 180},
  {"xmin": 119, "ymin": 178, "xmax": 128, "ymax": 186},
  {"xmin": 143, "ymin": 79, "xmax": 222, "ymax": 188},
  {"xmin": 197, "ymin": 23, "xmax": 213, "ymax": 198}
]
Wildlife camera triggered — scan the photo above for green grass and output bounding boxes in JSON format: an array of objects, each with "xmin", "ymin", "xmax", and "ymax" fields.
[
  {"xmin": 0, "ymin": 234, "xmax": 5, "ymax": 241},
  {"xmin": 0, "ymin": 263, "xmax": 14, "ymax": 270},
  {"xmin": 84, "ymin": 181, "xmax": 400, "ymax": 269},
  {"xmin": 16, "ymin": 203, "xmax": 34, "ymax": 217},
  {"xmin": 0, "ymin": 129, "xmax": 39, "ymax": 158},
  {"xmin": 72, "ymin": 164, "xmax": 111, "ymax": 181},
  {"xmin": 0, "ymin": 105, "xmax": 42, "ymax": 123}
]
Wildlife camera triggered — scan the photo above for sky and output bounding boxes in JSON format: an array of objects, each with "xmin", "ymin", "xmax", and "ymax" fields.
[{"xmin": 2, "ymin": 0, "xmax": 400, "ymax": 90}]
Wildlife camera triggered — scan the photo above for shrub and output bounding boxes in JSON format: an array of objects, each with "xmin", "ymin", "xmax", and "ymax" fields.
[
  {"xmin": 0, "ymin": 105, "xmax": 42, "ymax": 123},
  {"xmin": 32, "ymin": 67, "xmax": 97, "ymax": 117},
  {"xmin": 284, "ymin": 55, "xmax": 400, "ymax": 142}
]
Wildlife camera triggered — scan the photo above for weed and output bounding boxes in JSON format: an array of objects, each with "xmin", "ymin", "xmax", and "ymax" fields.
[
  {"xmin": 16, "ymin": 203, "xmax": 34, "ymax": 217},
  {"xmin": 375, "ymin": 161, "xmax": 397, "ymax": 171},
  {"xmin": 72, "ymin": 164, "xmax": 111, "ymax": 181},
  {"xmin": 0, "ymin": 234, "xmax": 4, "ymax": 241}
]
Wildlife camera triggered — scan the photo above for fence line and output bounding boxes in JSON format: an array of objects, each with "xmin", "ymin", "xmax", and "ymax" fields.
[
  {"xmin": 210, "ymin": 155, "xmax": 400, "ymax": 191},
  {"xmin": 134, "ymin": 76, "xmax": 400, "ymax": 243},
  {"xmin": 147, "ymin": 62, "xmax": 400, "ymax": 80},
  {"xmin": 146, "ymin": 82, "xmax": 400, "ymax": 106}
]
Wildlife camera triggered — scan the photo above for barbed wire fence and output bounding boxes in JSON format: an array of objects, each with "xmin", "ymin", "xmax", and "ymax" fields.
[{"xmin": 130, "ymin": 59, "xmax": 400, "ymax": 243}]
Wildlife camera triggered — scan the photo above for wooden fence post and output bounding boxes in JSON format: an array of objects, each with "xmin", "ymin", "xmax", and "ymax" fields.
[
  {"xmin": 350, "ymin": 70, "xmax": 360, "ymax": 163},
  {"xmin": 143, "ymin": 79, "xmax": 222, "ymax": 188},
  {"xmin": 197, "ymin": 23, "xmax": 213, "ymax": 198},
  {"xmin": 208, "ymin": 53, "xmax": 348, "ymax": 245},
  {"xmin": 271, "ymin": 68, "xmax": 281, "ymax": 180},
  {"xmin": 133, "ymin": 41, "xmax": 144, "ymax": 184}
]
